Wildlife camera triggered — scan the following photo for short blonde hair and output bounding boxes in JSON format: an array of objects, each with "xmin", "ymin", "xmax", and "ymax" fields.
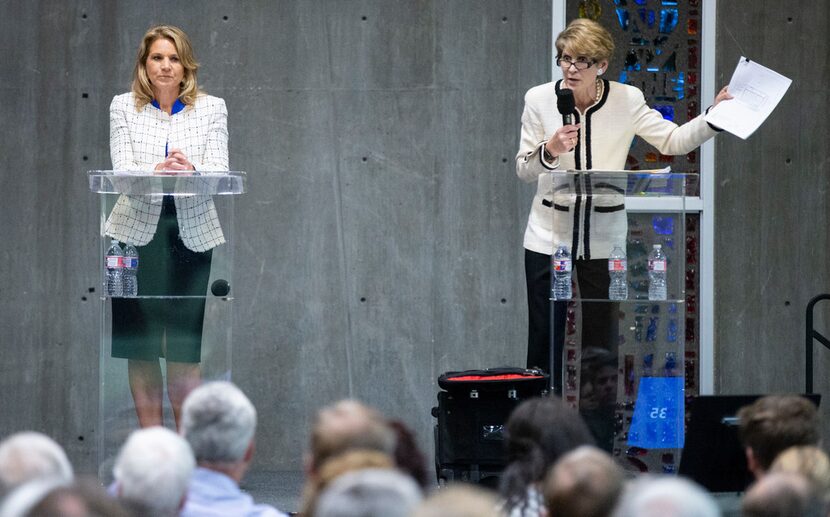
[
  {"xmin": 131, "ymin": 25, "xmax": 201, "ymax": 110},
  {"xmin": 771, "ymin": 446, "xmax": 830, "ymax": 501},
  {"xmin": 555, "ymin": 18, "xmax": 615, "ymax": 64}
]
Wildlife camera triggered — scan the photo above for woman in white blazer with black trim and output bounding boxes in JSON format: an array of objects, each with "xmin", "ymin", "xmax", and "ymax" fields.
[
  {"xmin": 514, "ymin": 18, "xmax": 732, "ymax": 452},
  {"xmin": 107, "ymin": 25, "xmax": 229, "ymax": 429}
]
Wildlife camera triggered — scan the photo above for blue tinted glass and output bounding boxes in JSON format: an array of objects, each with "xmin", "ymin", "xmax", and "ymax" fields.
[
  {"xmin": 652, "ymin": 215, "xmax": 675, "ymax": 235},
  {"xmin": 659, "ymin": 8, "xmax": 679, "ymax": 33},
  {"xmin": 654, "ymin": 105, "xmax": 675, "ymax": 121},
  {"xmin": 616, "ymin": 8, "xmax": 630, "ymax": 30},
  {"xmin": 628, "ymin": 377, "xmax": 685, "ymax": 449}
]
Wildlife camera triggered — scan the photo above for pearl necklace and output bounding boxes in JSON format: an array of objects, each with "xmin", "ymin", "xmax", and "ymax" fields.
[{"xmin": 595, "ymin": 78, "xmax": 602, "ymax": 102}]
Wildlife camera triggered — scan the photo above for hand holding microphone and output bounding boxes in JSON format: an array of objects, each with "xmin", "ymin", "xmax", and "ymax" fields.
[{"xmin": 545, "ymin": 88, "xmax": 581, "ymax": 158}]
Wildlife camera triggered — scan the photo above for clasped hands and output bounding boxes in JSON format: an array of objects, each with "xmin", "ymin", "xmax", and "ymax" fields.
[{"xmin": 154, "ymin": 148, "xmax": 194, "ymax": 173}]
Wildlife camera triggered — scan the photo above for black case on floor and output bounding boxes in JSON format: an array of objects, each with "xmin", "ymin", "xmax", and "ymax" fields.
[{"xmin": 432, "ymin": 367, "xmax": 549, "ymax": 484}]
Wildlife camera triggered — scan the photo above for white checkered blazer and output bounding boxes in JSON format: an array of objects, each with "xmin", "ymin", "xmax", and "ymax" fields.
[{"xmin": 105, "ymin": 92, "xmax": 229, "ymax": 252}]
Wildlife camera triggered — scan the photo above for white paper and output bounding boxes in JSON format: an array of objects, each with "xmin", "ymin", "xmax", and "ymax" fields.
[{"xmin": 704, "ymin": 57, "xmax": 792, "ymax": 139}]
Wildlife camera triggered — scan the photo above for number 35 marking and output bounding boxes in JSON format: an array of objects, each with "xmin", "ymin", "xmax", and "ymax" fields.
[{"xmin": 650, "ymin": 407, "xmax": 668, "ymax": 419}]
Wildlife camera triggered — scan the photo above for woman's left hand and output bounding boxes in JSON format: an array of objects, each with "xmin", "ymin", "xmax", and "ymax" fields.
[
  {"xmin": 713, "ymin": 85, "xmax": 734, "ymax": 107},
  {"xmin": 166, "ymin": 148, "xmax": 195, "ymax": 170}
]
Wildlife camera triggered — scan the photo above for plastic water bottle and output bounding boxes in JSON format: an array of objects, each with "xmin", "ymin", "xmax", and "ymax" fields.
[
  {"xmin": 648, "ymin": 244, "xmax": 667, "ymax": 301},
  {"xmin": 105, "ymin": 240, "xmax": 124, "ymax": 297},
  {"xmin": 552, "ymin": 244, "xmax": 572, "ymax": 300},
  {"xmin": 123, "ymin": 244, "xmax": 139, "ymax": 297},
  {"xmin": 608, "ymin": 244, "xmax": 628, "ymax": 300}
]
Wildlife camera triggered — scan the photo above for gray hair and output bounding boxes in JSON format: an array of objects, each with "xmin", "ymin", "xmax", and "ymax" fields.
[
  {"xmin": 315, "ymin": 468, "xmax": 422, "ymax": 517},
  {"xmin": 181, "ymin": 381, "xmax": 257, "ymax": 463},
  {"xmin": 0, "ymin": 432, "xmax": 73, "ymax": 494},
  {"xmin": 0, "ymin": 478, "xmax": 69, "ymax": 517},
  {"xmin": 113, "ymin": 426, "xmax": 195, "ymax": 517},
  {"xmin": 612, "ymin": 476, "xmax": 720, "ymax": 517}
]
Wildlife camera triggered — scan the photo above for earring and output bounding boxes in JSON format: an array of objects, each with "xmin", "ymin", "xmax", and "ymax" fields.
[{"xmin": 597, "ymin": 69, "xmax": 604, "ymax": 75}]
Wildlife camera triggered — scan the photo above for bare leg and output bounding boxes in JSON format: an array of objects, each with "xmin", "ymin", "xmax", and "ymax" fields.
[
  {"xmin": 127, "ymin": 359, "xmax": 164, "ymax": 428},
  {"xmin": 167, "ymin": 361, "xmax": 202, "ymax": 430}
]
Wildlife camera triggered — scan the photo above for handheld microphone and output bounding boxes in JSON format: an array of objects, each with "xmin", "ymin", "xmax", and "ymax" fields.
[{"xmin": 556, "ymin": 88, "xmax": 576, "ymax": 126}]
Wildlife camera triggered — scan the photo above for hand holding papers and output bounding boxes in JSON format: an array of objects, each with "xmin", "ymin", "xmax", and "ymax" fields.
[{"xmin": 704, "ymin": 57, "xmax": 792, "ymax": 139}]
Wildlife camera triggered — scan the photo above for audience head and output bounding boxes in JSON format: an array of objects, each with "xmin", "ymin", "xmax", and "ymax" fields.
[
  {"xmin": 770, "ymin": 446, "xmax": 830, "ymax": 503},
  {"xmin": 314, "ymin": 468, "xmax": 422, "ymax": 517},
  {"xmin": 0, "ymin": 432, "xmax": 73, "ymax": 496},
  {"xmin": 113, "ymin": 426, "xmax": 195, "ymax": 517},
  {"xmin": 0, "ymin": 479, "xmax": 129, "ymax": 517},
  {"xmin": 412, "ymin": 484, "xmax": 503, "ymax": 517},
  {"xmin": 737, "ymin": 396, "xmax": 820, "ymax": 478},
  {"xmin": 544, "ymin": 445, "xmax": 624, "ymax": 517},
  {"xmin": 181, "ymin": 381, "xmax": 257, "ymax": 467},
  {"xmin": 388, "ymin": 419, "xmax": 429, "ymax": 489},
  {"xmin": 300, "ymin": 449, "xmax": 395, "ymax": 516},
  {"xmin": 308, "ymin": 399, "xmax": 396, "ymax": 474},
  {"xmin": 742, "ymin": 471, "xmax": 825, "ymax": 517},
  {"xmin": 500, "ymin": 396, "xmax": 595, "ymax": 505},
  {"xmin": 612, "ymin": 476, "xmax": 719, "ymax": 517}
]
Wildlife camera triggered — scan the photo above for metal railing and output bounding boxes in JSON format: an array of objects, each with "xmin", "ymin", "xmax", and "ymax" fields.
[{"xmin": 805, "ymin": 294, "xmax": 830, "ymax": 394}]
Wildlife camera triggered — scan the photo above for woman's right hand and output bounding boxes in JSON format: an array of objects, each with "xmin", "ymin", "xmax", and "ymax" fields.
[
  {"xmin": 154, "ymin": 148, "xmax": 194, "ymax": 171},
  {"xmin": 545, "ymin": 124, "xmax": 581, "ymax": 157}
]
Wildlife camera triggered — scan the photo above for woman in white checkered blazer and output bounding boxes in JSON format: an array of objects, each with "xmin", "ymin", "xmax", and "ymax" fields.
[{"xmin": 108, "ymin": 25, "xmax": 228, "ymax": 429}]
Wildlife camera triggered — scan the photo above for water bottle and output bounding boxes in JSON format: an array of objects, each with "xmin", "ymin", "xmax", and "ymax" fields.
[
  {"xmin": 105, "ymin": 239, "xmax": 124, "ymax": 297},
  {"xmin": 123, "ymin": 244, "xmax": 139, "ymax": 297},
  {"xmin": 608, "ymin": 244, "xmax": 628, "ymax": 300},
  {"xmin": 552, "ymin": 244, "xmax": 572, "ymax": 300},
  {"xmin": 648, "ymin": 244, "xmax": 667, "ymax": 301}
]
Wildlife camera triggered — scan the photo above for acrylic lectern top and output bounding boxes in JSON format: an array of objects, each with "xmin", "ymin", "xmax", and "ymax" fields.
[
  {"xmin": 88, "ymin": 170, "xmax": 246, "ymax": 196},
  {"xmin": 550, "ymin": 168, "xmax": 698, "ymax": 198}
]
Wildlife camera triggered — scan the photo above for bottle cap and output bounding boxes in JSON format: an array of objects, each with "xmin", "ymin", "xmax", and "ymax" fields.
[{"xmin": 654, "ymin": 244, "xmax": 661, "ymax": 249}]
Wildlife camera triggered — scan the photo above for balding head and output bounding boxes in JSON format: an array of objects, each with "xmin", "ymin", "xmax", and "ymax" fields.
[
  {"xmin": 544, "ymin": 446, "xmax": 624, "ymax": 517},
  {"xmin": 0, "ymin": 432, "xmax": 73, "ymax": 495}
]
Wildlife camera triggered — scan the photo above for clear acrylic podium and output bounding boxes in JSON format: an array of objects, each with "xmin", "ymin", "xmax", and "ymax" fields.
[
  {"xmin": 549, "ymin": 169, "xmax": 695, "ymax": 474},
  {"xmin": 88, "ymin": 170, "xmax": 245, "ymax": 482}
]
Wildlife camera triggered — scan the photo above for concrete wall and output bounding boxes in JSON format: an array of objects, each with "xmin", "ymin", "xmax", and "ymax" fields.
[
  {"xmin": 713, "ymin": 0, "xmax": 830, "ymax": 446},
  {"xmin": 1, "ymin": 0, "xmax": 829, "ymax": 475},
  {"xmin": 0, "ymin": 0, "xmax": 548, "ymax": 473}
]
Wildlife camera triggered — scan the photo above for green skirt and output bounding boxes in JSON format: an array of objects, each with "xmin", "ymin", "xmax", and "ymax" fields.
[{"xmin": 111, "ymin": 196, "xmax": 212, "ymax": 363}]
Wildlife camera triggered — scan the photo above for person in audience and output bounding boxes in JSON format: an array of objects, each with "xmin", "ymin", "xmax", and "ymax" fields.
[
  {"xmin": 741, "ymin": 471, "xmax": 825, "ymax": 517},
  {"xmin": 543, "ymin": 445, "xmax": 624, "ymax": 517},
  {"xmin": 112, "ymin": 426, "xmax": 195, "ymax": 516},
  {"xmin": 388, "ymin": 419, "xmax": 429, "ymax": 489},
  {"xmin": 737, "ymin": 395, "xmax": 820, "ymax": 479},
  {"xmin": 412, "ymin": 484, "xmax": 504, "ymax": 517},
  {"xmin": 314, "ymin": 468, "xmax": 422, "ymax": 517},
  {"xmin": 300, "ymin": 449, "xmax": 395, "ymax": 516},
  {"xmin": 0, "ymin": 479, "xmax": 129, "ymax": 517},
  {"xmin": 306, "ymin": 400, "xmax": 397, "ymax": 477},
  {"xmin": 612, "ymin": 476, "xmax": 719, "ymax": 517},
  {"xmin": 179, "ymin": 381, "xmax": 287, "ymax": 517},
  {"xmin": 500, "ymin": 396, "xmax": 595, "ymax": 517},
  {"xmin": 0, "ymin": 432, "xmax": 73, "ymax": 496},
  {"xmin": 770, "ymin": 446, "xmax": 830, "ymax": 504}
]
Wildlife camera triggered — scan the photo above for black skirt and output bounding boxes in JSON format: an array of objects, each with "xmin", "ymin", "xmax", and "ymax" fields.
[{"xmin": 111, "ymin": 196, "xmax": 213, "ymax": 363}]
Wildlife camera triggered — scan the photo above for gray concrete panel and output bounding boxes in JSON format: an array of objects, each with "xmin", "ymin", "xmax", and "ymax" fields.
[{"xmin": 714, "ymin": 0, "xmax": 830, "ymax": 443}]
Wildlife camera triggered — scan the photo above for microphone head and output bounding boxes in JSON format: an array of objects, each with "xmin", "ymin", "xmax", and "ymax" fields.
[
  {"xmin": 556, "ymin": 88, "xmax": 575, "ymax": 115},
  {"xmin": 210, "ymin": 279, "xmax": 230, "ymax": 297}
]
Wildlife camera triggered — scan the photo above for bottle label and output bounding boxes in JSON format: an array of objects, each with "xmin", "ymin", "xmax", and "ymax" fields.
[
  {"xmin": 124, "ymin": 257, "xmax": 138, "ymax": 269},
  {"xmin": 553, "ymin": 259, "xmax": 572, "ymax": 272},
  {"xmin": 648, "ymin": 259, "xmax": 667, "ymax": 272},
  {"xmin": 106, "ymin": 256, "xmax": 123, "ymax": 268},
  {"xmin": 609, "ymin": 258, "xmax": 627, "ymax": 272}
]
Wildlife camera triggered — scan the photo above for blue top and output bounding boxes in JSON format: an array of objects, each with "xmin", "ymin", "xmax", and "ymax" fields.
[
  {"xmin": 151, "ymin": 97, "xmax": 187, "ymax": 115},
  {"xmin": 180, "ymin": 467, "xmax": 288, "ymax": 517}
]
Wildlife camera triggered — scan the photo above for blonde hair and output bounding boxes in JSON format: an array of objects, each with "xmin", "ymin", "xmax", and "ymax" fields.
[
  {"xmin": 555, "ymin": 18, "xmax": 615, "ymax": 64},
  {"xmin": 131, "ymin": 25, "xmax": 201, "ymax": 110},
  {"xmin": 771, "ymin": 446, "xmax": 830, "ymax": 501}
]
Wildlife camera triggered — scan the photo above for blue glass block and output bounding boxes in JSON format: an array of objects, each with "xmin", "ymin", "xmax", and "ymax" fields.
[
  {"xmin": 659, "ymin": 8, "xmax": 679, "ymax": 33},
  {"xmin": 619, "ymin": 70, "xmax": 629, "ymax": 84},
  {"xmin": 616, "ymin": 8, "xmax": 630, "ymax": 30},
  {"xmin": 664, "ymin": 352, "xmax": 677, "ymax": 373},
  {"xmin": 646, "ymin": 66, "xmax": 659, "ymax": 73},
  {"xmin": 663, "ymin": 237, "xmax": 675, "ymax": 249},
  {"xmin": 668, "ymin": 303, "xmax": 678, "ymax": 314},
  {"xmin": 646, "ymin": 317, "xmax": 658, "ymax": 342},
  {"xmin": 614, "ymin": 0, "xmax": 628, "ymax": 5},
  {"xmin": 628, "ymin": 376, "xmax": 685, "ymax": 449},
  {"xmin": 661, "ymin": 51, "xmax": 677, "ymax": 72},
  {"xmin": 647, "ymin": 9, "xmax": 656, "ymax": 27},
  {"xmin": 655, "ymin": 48, "xmax": 663, "ymax": 55},
  {"xmin": 634, "ymin": 0, "xmax": 647, "ymax": 4},
  {"xmin": 638, "ymin": 8, "xmax": 647, "ymax": 22},
  {"xmin": 667, "ymin": 318, "xmax": 678, "ymax": 342},
  {"xmin": 654, "ymin": 105, "xmax": 675, "ymax": 121},
  {"xmin": 652, "ymin": 215, "xmax": 675, "ymax": 235},
  {"xmin": 662, "ymin": 0, "xmax": 678, "ymax": 4}
]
